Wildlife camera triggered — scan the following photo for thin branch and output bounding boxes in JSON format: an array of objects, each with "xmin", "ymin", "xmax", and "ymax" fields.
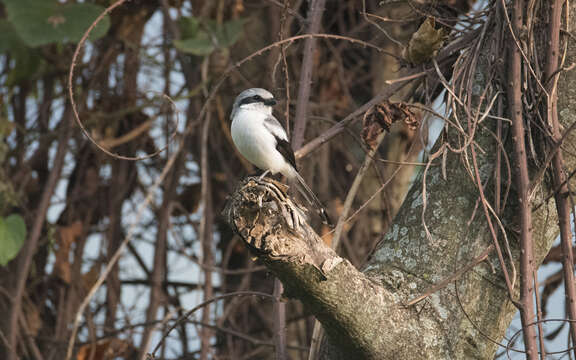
[
  {"xmin": 533, "ymin": 270, "xmax": 547, "ymax": 360},
  {"xmin": 7, "ymin": 110, "xmax": 71, "ymax": 360},
  {"xmin": 271, "ymin": 3, "xmax": 296, "ymax": 357},
  {"xmin": 151, "ymin": 291, "xmax": 276, "ymax": 357},
  {"xmin": 68, "ymin": 0, "xmax": 176, "ymax": 161},
  {"xmin": 199, "ymin": 111, "xmax": 214, "ymax": 360},
  {"xmin": 292, "ymin": 0, "xmax": 327, "ymax": 149},
  {"xmin": 332, "ymin": 132, "xmax": 385, "ymax": 251},
  {"xmin": 138, "ymin": 153, "xmax": 181, "ymax": 360},
  {"xmin": 0, "ymin": 327, "xmax": 19, "ymax": 360},
  {"xmin": 272, "ymin": 279, "xmax": 287, "ymax": 360},
  {"xmin": 65, "ymin": 131, "xmax": 184, "ymax": 360},
  {"xmin": 309, "ymin": 131, "xmax": 386, "ymax": 360},
  {"xmin": 295, "ymin": 40, "xmax": 470, "ymax": 160},
  {"xmin": 264, "ymin": 0, "xmax": 306, "ymax": 23},
  {"xmin": 507, "ymin": 0, "xmax": 538, "ymax": 357},
  {"xmin": 406, "ymin": 245, "xmax": 494, "ymax": 306},
  {"xmin": 295, "ymin": 78, "xmax": 410, "ymax": 159},
  {"xmin": 470, "ymin": 145, "xmax": 515, "ymax": 295},
  {"xmin": 544, "ymin": 0, "xmax": 576, "ymax": 353}
]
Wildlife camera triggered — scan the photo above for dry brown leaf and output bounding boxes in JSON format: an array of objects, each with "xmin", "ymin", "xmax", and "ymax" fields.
[
  {"xmin": 362, "ymin": 101, "xmax": 420, "ymax": 150},
  {"xmin": 77, "ymin": 339, "xmax": 135, "ymax": 360},
  {"xmin": 82, "ymin": 262, "xmax": 101, "ymax": 293},
  {"xmin": 23, "ymin": 298, "xmax": 41, "ymax": 337},
  {"xmin": 54, "ymin": 221, "xmax": 83, "ymax": 283},
  {"xmin": 233, "ymin": 0, "xmax": 244, "ymax": 16},
  {"xmin": 403, "ymin": 17, "xmax": 447, "ymax": 65}
]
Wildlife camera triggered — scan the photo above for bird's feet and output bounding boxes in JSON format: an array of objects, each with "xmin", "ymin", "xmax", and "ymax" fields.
[{"xmin": 258, "ymin": 170, "xmax": 270, "ymax": 181}]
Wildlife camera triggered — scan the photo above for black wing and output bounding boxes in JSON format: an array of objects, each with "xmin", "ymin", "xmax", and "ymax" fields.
[
  {"xmin": 275, "ymin": 137, "xmax": 297, "ymax": 171},
  {"xmin": 263, "ymin": 115, "xmax": 297, "ymax": 171}
]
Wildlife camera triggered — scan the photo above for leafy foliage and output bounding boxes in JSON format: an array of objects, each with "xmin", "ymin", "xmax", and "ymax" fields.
[
  {"xmin": 2, "ymin": 0, "xmax": 111, "ymax": 47},
  {"xmin": 0, "ymin": 214, "xmax": 26, "ymax": 266},
  {"xmin": 0, "ymin": 20, "xmax": 24, "ymax": 53},
  {"xmin": 174, "ymin": 17, "xmax": 245, "ymax": 56}
]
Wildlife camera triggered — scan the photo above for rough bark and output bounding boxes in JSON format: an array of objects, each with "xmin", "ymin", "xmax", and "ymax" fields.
[
  {"xmin": 223, "ymin": 11, "xmax": 576, "ymax": 354},
  {"xmin": 224, "ymin": 149, "xmax": 559, "ymax": 359},
  {"xmin": 224, "ymin": 178, "xmax": 445, "ymax": 359}
]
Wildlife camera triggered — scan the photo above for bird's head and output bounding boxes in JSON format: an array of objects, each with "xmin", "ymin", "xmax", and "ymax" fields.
[{"xmin": 231, "ymin": 88, "xmax": 277, "ymax": 117}]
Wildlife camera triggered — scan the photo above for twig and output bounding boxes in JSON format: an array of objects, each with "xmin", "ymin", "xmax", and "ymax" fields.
[
  {"xmin": 271, "ymin": 0, "xmax": 293, "ymax": 134},
  {"xmin": 295, "ymin": 78, "xmax": 410, "ymax": 159},
  {"xmin": 151, "ymin": 291, "xmax": 275, "ymax": 357},
  {"xmin": 544, "ymin": 0, "xmax": 576, "ymax": 355},
  {"xmin": 506, "ymin": 319, "xmax": 576, "ymax": 356},
  {"xmin": 264, "ymin": 0, "xmax": 306, "ymax": 23},
  {"xmin": 406, "ymin": 245, "xmax": 494, "ymax": 306},
  {"xmin": 309, "ymin": 131, "xmax": 386, "ymax": 360},
  {"xmin": 188, "ymin": 320, "xmax": 308, "ymax": 350},
  {"xmin": 272, "ymin": 280, "xmax": 287, "ymax": 360},
  {"xmin": 199, "ymin": 111, "xmax": 215, "ymax": 360},
  {"xmin": 453, "ymin": 276, "xmax": 533, "ymax": 356},
  {"xmin": 470, "ymin": 145, "xmax": 515, "ymax": 295},
  {"xmin": 64, "ymin": 131, "xmax": 184, "ymax": 360},
  {"xmin": 295, "ymin": 35, "xmax": 471, "ymax": 159},
  {"xmin": 7, "ymin": 110, "xmax": 71, "ymax": 360},
  {"xmin": 361, "ymin": 0, "xmax": 403, "ymax": 47},
  {"xmin": 287, "ymin": 3, "xmax": 328, "ymax": 358},
  {"xmin": 68, "ymin": 0, "xmax": 173, "ymax": 161},
  {"xmin": 507, "ymin": 0, "xmax": 538, "ymax": 357},
  {"xmin": 98, "ymin": 120, "xmax": 152, "ymax": 149},
  {"xmin": 292, "ymin": 0, "xmax": 327, "ymax": 149},
  {"xmin": 0, "ymin": 327, "xmax": 19, "ymax": 360},
  {"xmin": 533, "ymin": 269, "xmax": 546, "ymax": 360},
  {"xmin": 18, "ymin": 310, "xmax": 45, "ymax": 360},
  {"xmin": 138, "ymin": 150, "xmax": 182, "ymax": 360},
  {"xmin": 332, "ymin": 132, "xmax": 385, "ymax": 251}
]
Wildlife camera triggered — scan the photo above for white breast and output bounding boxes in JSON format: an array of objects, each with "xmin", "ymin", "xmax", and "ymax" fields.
[{"xmin": 231, "ymin": 109, "xmax": 292, "ymax": 175}]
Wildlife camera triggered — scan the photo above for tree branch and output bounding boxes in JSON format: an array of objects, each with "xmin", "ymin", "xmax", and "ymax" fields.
[
  {"xmin": 506, "ymin": 0, "xmax": 538, "ymax": 357},
  {"xmin": 543, "ymin": 0, "xmax": 576, "ymax": 354},
  {"xmin": 8, "ymin": 109, "xmax": 71, "ymax": 360},
  {"xmin": 292, "ymin": 0, "xmax": 326, "ymax": 149},
  {"xmin": 224, "ymin": 178, "xmax": 444, "ymax": 359}
]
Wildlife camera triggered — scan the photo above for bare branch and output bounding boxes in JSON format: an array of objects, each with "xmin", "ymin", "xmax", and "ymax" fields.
[{"xmin": 505, "ymin": 0, "xmax": 538, "ymax": 356}]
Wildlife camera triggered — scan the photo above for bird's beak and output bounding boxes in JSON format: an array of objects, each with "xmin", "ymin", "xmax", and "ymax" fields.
[{"xmin": 264, "ymin": 98, "xmax": 277, "ymax": 106}]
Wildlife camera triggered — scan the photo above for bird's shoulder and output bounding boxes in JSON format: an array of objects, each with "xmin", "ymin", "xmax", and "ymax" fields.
[{"xmin": 263, "ymin": 114, "xmax": 288, "ymax": 141}]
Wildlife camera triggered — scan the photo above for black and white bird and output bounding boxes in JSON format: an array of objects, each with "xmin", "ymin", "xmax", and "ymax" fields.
[{"xmin": 230, "ymin": 88, "xmax": 331, "ymax": 225}]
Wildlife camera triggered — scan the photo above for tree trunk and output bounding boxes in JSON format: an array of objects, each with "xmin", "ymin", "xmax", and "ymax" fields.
[{"xmin": 224, "ymin": 2, "xmax": 576, "ymax": 357}]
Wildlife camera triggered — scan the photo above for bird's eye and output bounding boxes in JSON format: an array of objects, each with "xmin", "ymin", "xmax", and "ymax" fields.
[{"xmin": 252, "ymin": 95, "xmax": 262, "ymax": 101}]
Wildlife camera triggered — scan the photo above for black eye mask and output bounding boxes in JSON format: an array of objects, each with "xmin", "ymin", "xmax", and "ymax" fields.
[{"xmin": 239, "ymin": 95, "xmax": 276, "ymax": 106}]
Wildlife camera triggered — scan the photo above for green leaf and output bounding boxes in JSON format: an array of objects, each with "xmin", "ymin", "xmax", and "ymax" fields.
[
  {"xmin": 3, "ymin": 0, "xmax": 111, "ymax": 47},
  {"xmin": 0, "ymin": 20, "xmax": 26, "ymax": 53},
  {"xmin": 174, "ymin": 33, "xmax": 215, "ymax": 56},
  {"xmin": 178, "ymin": 17, "xmax": 200, "ymax": 39},
  {"xmin": 213, "ymin": 18, "xmax": 245, "ymax": 48},
  {"xmin": 174, "ymin": 17, "xmax": 245, "ymax": 56},
  {"xmin": 6, "ymin": 47, "xmax": 44, "ymax": 86},
  {"xmin": 0, "ymin": 214, "xmax": 27, "ymax": 266}
]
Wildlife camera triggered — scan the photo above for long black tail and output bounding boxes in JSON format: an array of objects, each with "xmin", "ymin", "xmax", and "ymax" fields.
[{"xmin": 293, "ymin": 171, "xmax": 332, "ymax": 227}]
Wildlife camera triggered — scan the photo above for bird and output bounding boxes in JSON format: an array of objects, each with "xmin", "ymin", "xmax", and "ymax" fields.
[{"xmin": 230, "ymin": 88, "xmax": 331, "ymax": 226}]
